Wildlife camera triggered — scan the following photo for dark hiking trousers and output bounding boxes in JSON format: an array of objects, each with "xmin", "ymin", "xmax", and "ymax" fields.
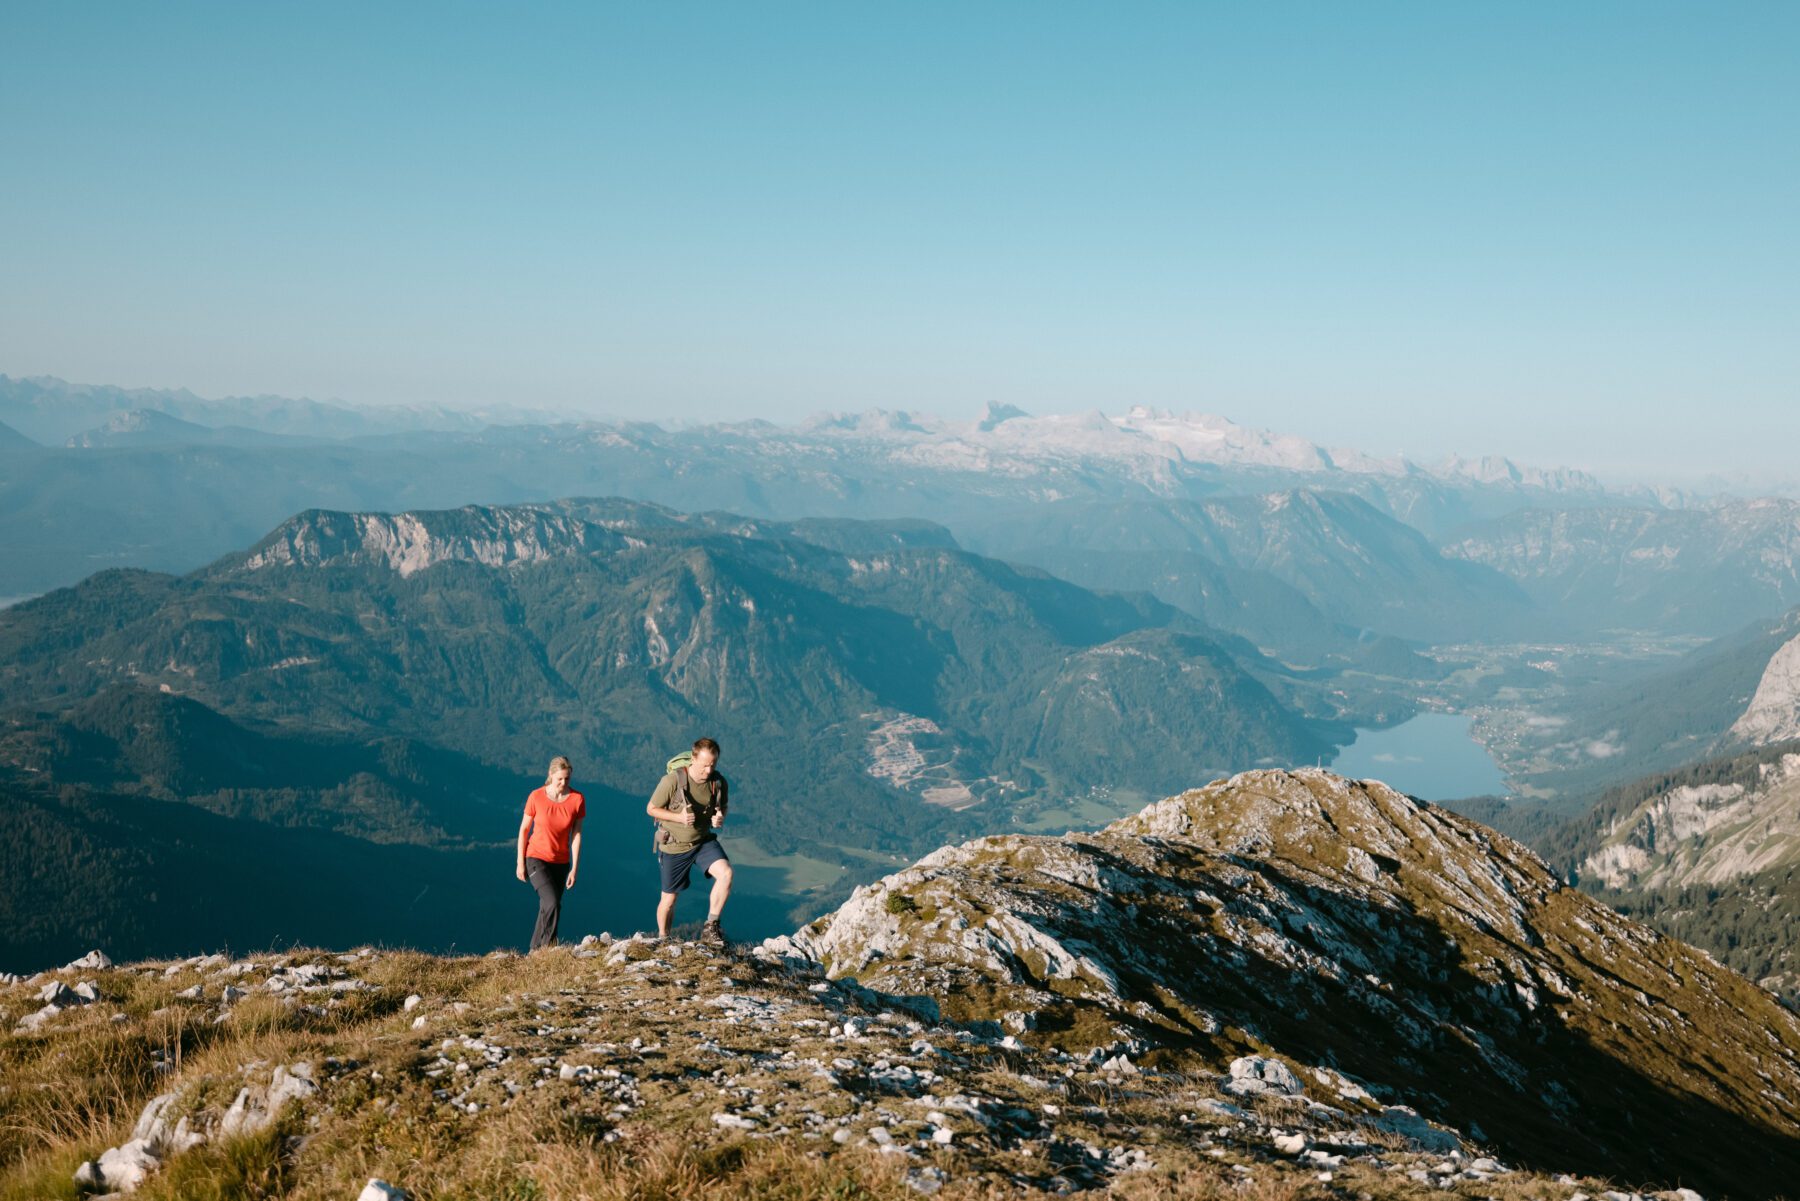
[{"xmin": 526, "ymin": 856, "xmax": 571, "ymax": 951}]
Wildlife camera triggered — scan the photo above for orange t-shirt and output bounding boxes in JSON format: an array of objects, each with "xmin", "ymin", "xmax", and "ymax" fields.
[{"xmin": 523, "ymin": 787, "xmax": 586, "ymax": 864}]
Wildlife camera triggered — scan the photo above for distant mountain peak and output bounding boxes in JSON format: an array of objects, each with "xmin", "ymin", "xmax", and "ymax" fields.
[
  {"xmin": 0, "ymin": 417, "xmax": 38, "ymax": 450},
  {"xmin": 1729, "ymin": 627, "xmax": 1800, "ymax": 745},
  {"xmin": 976, "ymin": 400, "xmax": 1030, "ymax": 430},
  {"xmin": 1435, "ymin": 452, "xmax": 1602, "ymax": 493}
]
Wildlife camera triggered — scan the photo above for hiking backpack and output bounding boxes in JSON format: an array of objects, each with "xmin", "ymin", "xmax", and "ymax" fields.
[{"xmin": 651, "ymin": 751, "xmax": 729, "ymax": 856}]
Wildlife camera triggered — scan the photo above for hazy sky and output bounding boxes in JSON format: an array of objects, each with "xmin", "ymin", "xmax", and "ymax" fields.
[{"xmin": 3, "ymin": 3, "xmax": 1796, "ymax": 484}]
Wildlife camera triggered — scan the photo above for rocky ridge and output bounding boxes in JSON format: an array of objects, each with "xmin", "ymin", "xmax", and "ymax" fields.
[
  {"xmin": 240, "ymin": 504, "xmax": 643, "ymax": 577},
  {"xmin": 775, "ymin": 769, "xmax": 1800, "ymax": 1199},
  {"xmin": 5, "ymin": 771, "xmax": 1795, "ymax": 1198},
  {"xmin": 0, "ymin": 935, "xmax": 1719, "ymax": 1201},
  {"xmin": 1444, "ymin": 501, "xmax": 1800, "ymax": 636}
]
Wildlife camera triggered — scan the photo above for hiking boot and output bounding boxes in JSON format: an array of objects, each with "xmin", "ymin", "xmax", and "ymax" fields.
[{"xmin": 701, "ymin": 918, "xmax": 727, "ymax": 946}]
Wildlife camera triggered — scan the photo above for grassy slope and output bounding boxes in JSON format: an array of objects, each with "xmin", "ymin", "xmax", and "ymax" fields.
[{"xmin": 3, "ymin": 944, "xmax": 1652, "ymax": 1201}]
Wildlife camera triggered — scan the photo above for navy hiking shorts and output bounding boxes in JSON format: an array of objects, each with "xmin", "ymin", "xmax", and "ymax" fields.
[{"xmin": 659, "ymin": 839, "xmax": 728, "ymax": 894}]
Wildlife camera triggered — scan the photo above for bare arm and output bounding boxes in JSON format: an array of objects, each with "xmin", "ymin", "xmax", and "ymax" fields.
[
  {"xmin": 566, "ymin": 817, "xmax": 583, "ymax": 888},
  {"xmin": 516, "ymin": 811, "xmax": 532, "ymax": 880}
]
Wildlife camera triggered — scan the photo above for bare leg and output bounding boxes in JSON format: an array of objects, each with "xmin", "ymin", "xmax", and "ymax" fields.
[
  {"xmin": 656, "ymin": 891, "xmax": 677, "ymax": 937},
  {"xmin": 705, "ymin": 860, "xmax": 734, "ymax": 920}
]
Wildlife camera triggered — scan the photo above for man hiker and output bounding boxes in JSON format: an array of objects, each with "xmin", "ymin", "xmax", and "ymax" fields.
[{"xmin": 647, "ymin": 737, "xmax": 733, "ymax": 943}]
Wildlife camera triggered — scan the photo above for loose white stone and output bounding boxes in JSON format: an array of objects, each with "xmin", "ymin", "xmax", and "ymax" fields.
[
  {"xmin": 39, "ymin": 981, "xmax": 80, "ymax": 1006},
  {"xmin": 16, "ymin": 1005, "xmax": 61, "ymax": 1032},
  {"xmin": 904, "ymin": 1166, "xmax": 947, "ymax": 1194},
  {"xmin": 1226, "ymin": 1056, "xmax": 1304, "ymax": 1096},
  {"xmin": 94, "ymin": 1138, "xmax": 161, "ymax": 1191},
  {"xmin": 358, "ymin": 1180, "xmax": 408, "ymax": 1201}
]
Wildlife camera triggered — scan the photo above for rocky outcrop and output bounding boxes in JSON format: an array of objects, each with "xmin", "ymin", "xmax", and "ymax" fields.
[
  {"xmin": 773, "ymin": 769, "xmax": 1800, "ymax": 1199},
  {"xmin": 11, "ymin": 892, "xmax": 1780, "ymax": 1199},
  {"xmin": 241, "ymin": 504, "xmax": 640, "ymax": 576},
  {"xmin": 1580, "ymin": 751, "xmax": 1800, "ymax": 890},
  {"xmin": 21, "ymin": 941, "xmax": 1531, "ymax": 1201},
  {"xmin": 1730, "ymin": 632, "xmax": 1800, "ymax": 745}
]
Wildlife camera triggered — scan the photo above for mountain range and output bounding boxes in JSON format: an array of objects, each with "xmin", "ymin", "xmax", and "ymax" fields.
[
  {"xmin": 1447, "ymin": 500, "xmax": 1800, "ymax": 637},
  {"xmin": 954, "ymin": 490, "xmax": 1535, "ymax": 650},
  {"xmin": 15, "ymin": 373, "xmax": 1800, "ymax": 661},
  {"xmin": 11, "ymin": 372, "xmax": 1800, "ymax": 1197},
  {"xmin": 0, "ymin": 374, "xmax": 1646, "ymax": 610},
  {"xmin": 0, "ymin": 374, "xmax": 562, "ymax": 443},
  {"xmin": 0, "ymin": 498, "xmax": 1348, "ymax": 967}
]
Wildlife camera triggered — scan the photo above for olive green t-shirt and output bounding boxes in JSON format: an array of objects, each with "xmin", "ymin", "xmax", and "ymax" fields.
[{"xmin": 650, "ymin": 770, "xmax": 727, "ymax": 853}]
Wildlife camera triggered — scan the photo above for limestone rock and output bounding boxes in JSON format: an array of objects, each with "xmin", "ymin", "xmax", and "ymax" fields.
[
  {"xmin": 73, "ymin": 1138, "xmax": 159, "ymax": 1193},
  {"xmin": 780, "ymin": 768, "xmax": 1800, "ymax": 1197},
  {"xmin": 1226, "ymin": 1056, "xmax": 1304, "ymax": 1097},
  {"xmin": 220, "ymin": 1063, "xmax": 318, "ymax": 1138}
]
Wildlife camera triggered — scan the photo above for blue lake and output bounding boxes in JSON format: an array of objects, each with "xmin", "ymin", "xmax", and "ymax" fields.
[{"xmin": 1329, "ymin": 712, "xmax": 1507, "ymax": 800}]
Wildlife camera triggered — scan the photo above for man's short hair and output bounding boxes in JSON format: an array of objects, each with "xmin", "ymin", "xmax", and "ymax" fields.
[{"xmin": 693, "ymin": 737, "xmax": 721, "ymax": 758}]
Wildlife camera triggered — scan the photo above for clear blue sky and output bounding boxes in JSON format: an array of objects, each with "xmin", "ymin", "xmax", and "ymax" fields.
[{"xmin": 3, "ymin": 2, "xmax": 1796, "ymax": 484}]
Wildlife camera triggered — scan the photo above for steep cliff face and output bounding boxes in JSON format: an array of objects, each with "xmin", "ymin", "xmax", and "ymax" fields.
[
  {"xmin": 1730, "ymin": 630, "xmax": 1800, "ymax": 745},
  {"xmin": 1581, "ymin": 751, "xmax": 1800, "ymax": 891},
  {"xmin": 241, "ymin": 504, "xmax": 643, "ymax": 576},
  {"xmin": 773, "ymin": 769, "xmax": 1800, "ymax": 1198}
]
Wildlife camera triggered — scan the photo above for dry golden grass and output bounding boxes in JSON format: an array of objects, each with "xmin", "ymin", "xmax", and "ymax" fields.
[{"xmin": 0, "ymin": 945, "xmax": 1625, "ymax": 1201}]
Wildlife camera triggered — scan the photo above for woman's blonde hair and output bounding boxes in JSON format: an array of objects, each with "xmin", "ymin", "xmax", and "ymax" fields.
[{"xmin": 546, "ymin": 755, "xmax": 573, "ymax": 783}]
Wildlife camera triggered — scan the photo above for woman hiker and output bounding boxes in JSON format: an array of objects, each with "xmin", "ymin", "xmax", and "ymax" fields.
[{"xmin": 516, "ymin": 755, "xmax": 585, "ymax": 951}]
